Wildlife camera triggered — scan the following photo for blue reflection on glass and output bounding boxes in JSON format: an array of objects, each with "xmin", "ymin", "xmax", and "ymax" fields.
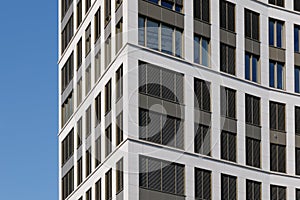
[
  {"xmin": 269, "ymin": 20, "xmax": 274, "ymax": 46},
  {"xmin": 277, "ymin": 63, "xmax": 283, "ymax": 89},
  {"xmin": 295, "ymin": 26, "xmax": 299, "ymax": 52},
  {"xmin": 245, "ymin": 54, "xmax": 250, "ymax": 80},
  {"xmin": 269, "ymin": 62, "xmax": 275, "ymax": 87},
  {"xmin": 194, "ymin": 36, "xmax": 200, "ymax": 63},
  {"xmin": 202, "ymin": 38, "xmax": 208, "ymax": 66},
  {"xmin": 276, "ymin": 23, "xmax": 282, "ymax": 48},
  {"xmin": 295, "ymin": 68, "xmax": 300, "ymax": 93},
  {"xmin": 252, "ymin": 56, "xmax": 257, "ymax": 82}
]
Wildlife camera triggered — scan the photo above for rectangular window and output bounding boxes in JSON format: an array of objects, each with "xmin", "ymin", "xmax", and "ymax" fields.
[
  {"xmin": 86, "ymin": 106, "xmax": 91, "ymax": 138},
  {"xmin": 245, "ymin": 9, "xmax": 259, "ymax": 41},
  {"xmin": 220, "ymin": 0, "xmax": 235, "ymax": 32},
  {"xmin": 296, "ymin": 106, "xmax": 300, "ymax": 135},
  {"xmin": 61, "ymin": 52, "xmax": 74, "ymax": 93},
  {"xmin": 221, "ymin": 131, "xmax": 236, "ymax": 162},
  {"xmin": 194, "ymin": 35, "xmax": 209, "ymax": 66},
  {"xmin": 270, "ymin": 185, "xmax": 286, "ymax": 200},
  {"xmin": 105, "ymin": 0, "xmax": 111, "ymax": 25},
  {"xmin": 95, "ymin": 179, "xmax": 101, "ymax": 200},
  {"xmin": 95, "ymin": 8, "xmax": 101, "ymax": 42},
  {"xmin": 86, "ymin": 188, "xmax": 91, "ymax": 200},
  {"xmin": 269, "ymin": 61, "xmax": 285, "ymax": 90},
  {"xmin": 245, "ymin": 52, "xmax": 259, "ymax": 83},
  {"xmin": 295, "ymin": 66, "xmax": 300, "ymax": 93},
  {"xmin": 61, "ymin": 93, "xmax": 74, "ymax": 127},
  {"xmin": 116, "ymin": 158, "xmax": 124, "ymax": 194},
  {"xmin": 270, "ymin": 101, "xmax": 285, "ymax": 132},
  {"xmin": 105, "ymin": 125, "xmax": 112, "ymax": 157},
  {"xmin": 85, "ymin": 0, "xmax": 91, "ymax": 13},
  {"xmin": 296, "ymin": 189, "xmax": 300, "ymax": 200},
  {"xmin": 85, "ymin": 24, "xmax": 91, "ymax": 56},
  {"xmin": 195, "ymin": 168, "xmax": 211, "ymax": 200},
  {"xmin": 294, "ymin": 25, "xmax": 300, "ymax": 52},
  {"xmin": 221, "ymin": 174, "xmax": 236, "ymax": 200},
  {"xmin": 105, "ymin": 169, "xmax": 112, "ymax": 200},
  {"xmin": 296, "ymin": 148, "xmax": 300, "ymax": 175},
  {"xmin": 139, "ymin": 109, "xmax": 184, "ymax": 149},
  {"xmin": 77, "ymin": 158, "xmax": 82, "ymax": 186},
  {"xmin": 138, "ymin": 17, "xmax": 183, "ymax": 58},
  {"xmin": 246, "ymin": 137, "xmax": 261, "ymax": 168},
  {"xmin": 61, "ymin": 15, "xmax": 74, "ymax": 53},
  {"xmin": 269, "ymin": 0, "xmax": 284, "ymax": 7},
  {"xmin": 95, "ymin": 51, "xmax": 101, "ymax": 82},
  {"xmin": 116, "ymin": 112, "xmax": 123, "ymax": 146},
  {"xmin": 195, "ymin": 124, "xmax": 210, "ymax": 156},
  {"xmin": 105, "ymin": 36, "xmax": 111, "ymax": 67},
  {"xmin": 269, "ymin": 19, "xmax": 284, "ymax": 48},
  {"xmin": 86, "ymin": 148, "xmax": 92, "ymax": 177},
  {"xmin": 62, "ymin": 129, "xmax": 74, "ymax": 165},
  {"xmin": 220, "ymin": 43, "xmax": 235, "ymax": 75},
  {"xmin": 139, "ymin": 156, "xmax": 185, "ymax": 196},
  {"xmin": 270, "ymin": 143, "xmax": 286, "ymax": 173},
  {"xmin": 116, "ymin": 65, "xmax": 123, "ymax": 100},
  {"xmin": 95, "ymin": 92, "xmax": 101, "ymax": 126},
  {"xmin": 77, "ymin": 39, "xmax": 82, "ymax": 70},
  {"xmin": 95, "ymin": 136, "xmax": 101, "ymax": 167},
  {"xmin": 138, "ymin": 62, "xmax": 184, "ymax": 104},
  {"xmin": 194, "ymin": 0, "xmax": 209, "ymax": 22},
  {"xmin": 245, "ymin": 94, "xmax": 260, "ymax": 126},
  {"xmin": 77, "ymin": 118, "xmax": 82, "ymax": 148},
  {"xmin": 116, "ymin": 19, "xmax": 123, "ymax": 54},
  {"xmin": 194, "ymin": 78, "xmax": 211, "ymax": 111},
  {"xmin": 61, "ymin": 0, "xmax": 72, "ymax": 19},
  {"xmin": 220, "ymin": 87, "xmax": 236, "ymax": 119},
  {"xmin": 77, "ymin": 0, "xmax": 82, "ymax": 28},
  {"xmin": 105, "ymin": 80, "xmax": 112, "ymax": 113},
  {"xmin": 85, "ymin": 65, "xmax": 91, "ymax": 95},
  {"xmin": 62, "ymin": 168, "xmax": 74, "ymax": 200},
  {"xmin": 246, "ymin": 179, "xmax": 261, "ymax": 200},
  {"xmin": 295, "ymin": 0, "xmax": 300, "ymax": 11}
]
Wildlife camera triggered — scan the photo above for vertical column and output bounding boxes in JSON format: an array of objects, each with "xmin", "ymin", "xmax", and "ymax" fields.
[
  {"xmin": 185, "ymin": 75, "xmax": 194, "ymax": 152},
  {"xmin": 184, "ymin": 0, "xmax": 194, "ymax": 62},
  {"xmin": 261, "ymin": 95, "xmax": 270, "ymax": 171},
  {"xmin": 286, "ymin": 103, "xmax": 295, "ymax": 175},
  {"xmin": 185, "ymin": 165, "xmax": 194, "ymax": 200},
  {"xmin": 127, "ymin": 0, "xmax": 139, "ymax": 45},
  {"xmin": 260, "ymin": 8, "xmax": 269, "ymax": 87},
  {"xmin": 211, "ymin": 82, "xmax": 220, "ymax": 158},
  {"xmin": 237, "ymin": 90, "xmax": 246, "ymax": 164},
  {"xmin": 285, "ymin": 21, "xmax": 294, "ymax": 92},
  {"xmin": 236, "ymin": 4, "xmax": 245, "ymax": 79},
  {"xmin": 210, "ymin": 0, "xmax": 220, "ymax": 72}
]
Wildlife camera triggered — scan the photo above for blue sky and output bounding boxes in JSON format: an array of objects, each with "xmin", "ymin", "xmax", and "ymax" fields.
[{"xmin": 0, "ymin": 1, "xmax": 58, "ymax": 199}]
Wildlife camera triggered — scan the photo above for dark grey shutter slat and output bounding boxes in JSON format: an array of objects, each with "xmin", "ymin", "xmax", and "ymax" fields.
[
  {"xmin": 253, "ymin": 139, "xmax": 261, "ymax": 168},
  {"xmin": 139, "ymin": 63, "xmax": 147, "ymax": 93},
  {"xmin": 202, "ymin": 0, "xmax": 209, "ymax": 22},
  {"xmin": 252, "ymin": 12, "xmax": 259, "ymax": 40},
  {"xmin": 253, "ymin": 96, "xmax": 260, "ymax": 126},
  {"xmin": 162, "ymin": 70, "xmax": 175, "ymax": 101},
  {"xmin": 203, "ymin": 170, "xmax": 211, "ymax": 199},
  {"xmin": 176, "ymin": 74, "xmax": 184, "ymax": 104},
  {"xmin": 220, "ymin": 44, "xmax": 227, "ymax": 73},
  {"xmin": 296, "ymin": 107, "xmax": 300, "ymax": 134},
  {"xmin": 162, "ymin": 117, "xmax": 175, "ymax": 147},
  {"xmin": 147, "ymin": 65, "xmax": 161, "ymax": 97},
  {"xmin": 176, "ymin": 165, "xmax": 185, "ymax": 195},
  {"xmin": 194, "ymin": 79, "xmax": 202, "ymax": 109},
  {"xmin": 195, "ymin": 169, "xmax": 203, "ymax": 198},
  {"xmin": 229, "ymin": 132, "xmax": 236, "ymax": 162},
  {"xmin": 162, "ymin": 163, "xmax": 175, "ymax": 193},
  {"xmin": 246, "ymin": 138, "xmax": 252, "ymax": 166},
  {"xmin": 228, "ymin": 89, "xmax": 236, "ymax": 118},
  {"xmin": 148, "ymin": 111, "xmax": 161, "ymax": 144},
  {"xmin": 220, "ymin": 87, "xmax": 226, "ymax": 116},
  {"xmin": 139, "ymin": 109, "xmax": 147, "ymax": 140},
  {"xmin": 278, "ymin": 104, "xmax": 285, "ymax": 131},
  {"xmin": 296, "ymin": 148, "xmax": 300, "ymax": 175},
  {"xmin": 194, "ymin": 0, "xmax": 201, "ymax": 20},
  {"xmin": 220, "ymin": 1, "xmax": 226, "ymax": 29},
  {"xmin": 148, "ymin": 159, "xmax": 161, "ymax": 191},
  {"xmin": 245, "ymin": 10, "xmax": 251, "ymax": 38},
  {"xmin": 228, "ymin": 46, "xmax": 235, "ymax": 75},
  {"xmin": 227, "ymin": 3, "xmax": 235, "ymax": 32},
  {"xmin": 221, "ymin": 132, "xmax": 228, "ymax": 160},
  {"xmin": 221, "ymin": 175, "xmax": 228, "ymax": 200},
  {"xmin": 246, "ymin": 95, "xmax": 252, "ymax": 124},
  {"xmin": 254, "ymin": 181, "xmax": 261, "ymax": 200},
  {"xmin": 270, "ymin": 144, "xmax": 277, "ymax": 171},
  {"xmin": 202, "ymin": 81, "xmax": 211, "ymax": 111},
  {"xmin": 175, "ymin": 119, "xmax": 184, "ymax": 149},
  {"xmin": 229, "ymin": 176, "xmax": 237, "ymax": 200},
  {"xmin": 203, "ymin": 126, "xmax": 211, "ymax": 155},
  {"xmin": 195, "ymin": 124, "xmax": 202, "ymax": 154},
  {"xmin": 270, "ymin": 102, "xmax": 277, "ymax": 130},
  {"xmin": 278, "ymin": 145, "xmax": 286, "ymax": 172}
]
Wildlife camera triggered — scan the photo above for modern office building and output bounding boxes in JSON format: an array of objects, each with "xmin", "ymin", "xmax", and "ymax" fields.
[{"xmin": 58, "ymin": 0, "xmax": 300, "ymax": 199}]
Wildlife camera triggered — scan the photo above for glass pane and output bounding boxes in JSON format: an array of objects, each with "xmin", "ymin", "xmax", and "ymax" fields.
[
  {"xmin": 175, "ymin": 30, "xmax": 182, "ymax": 57},
  {"xmin": 269, "ymin": 20, "xmax": 274, "ymax": 46},
  {"xmin": 295, "ymin": 68, "xmax": 300, "ymax": 93},
  {"xmin": 277, "ymin": 63, "xmax": 283, "ymax": 89},
  {"xmin": 252, "ymin": 56, "xmax": 257, "ymax": 82},
  {"xmin": 194, "ymin": 36, "xmax": 200, "ymax": 63},
  {"xmin": 138, "ymin": 17, "xmax": 145, "ymax": 46},
  {"xmin": 295, "ymin": 26, "xmax": 299, "ymax": 52},
  {"xmin": 161, "ymin": 0, "xmax": 173, "ymax": 9},
  {"xmin": 148, "ymin": 0, "xmax": 158, "ymax": 4},
  {"xmin": 245, "ymin": 54, "xmax": 250, "ymax": 80},
  {"xmin": 202, "ymin": 38, "xmax": 209, "ymax": 66},
  {"xmin": 147, "ymin": 20, "xmax": 159, "ymax": 50},
  {"xmin": 269, "ymin": 62, "xmax": 275, "ymax": 87},
  {"xmin": 161, "ymin": 25, "xmax": 173, "ymax": 55},
  {"xmin": 276, "ymin": 22, "xmax": 283, "ymax": 48}
]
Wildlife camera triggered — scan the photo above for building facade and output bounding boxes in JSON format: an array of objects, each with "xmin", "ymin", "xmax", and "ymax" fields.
[{"xmin": 58, "ymin": 0, "xmax": 300, "ymax": 199}]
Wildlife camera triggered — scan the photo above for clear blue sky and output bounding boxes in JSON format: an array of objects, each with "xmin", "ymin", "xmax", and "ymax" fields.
[{"xmin": 0, "ymin": 1, "xmax": 58, "ymax": 200}]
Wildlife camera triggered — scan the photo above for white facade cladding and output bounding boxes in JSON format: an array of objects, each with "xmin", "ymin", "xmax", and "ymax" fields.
[{"xmin": 58, "ymin": 0, "xmax": 300, "ymax": 199}]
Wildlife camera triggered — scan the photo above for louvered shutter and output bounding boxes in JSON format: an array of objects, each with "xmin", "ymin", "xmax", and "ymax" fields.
[
  {"xmin": 229, "ymin": 176, "xmax": 237, "ymax": 200},
  {"xmin": 203, "ymin": 170, "xmax": 211, "ymax": 199},
  {"xmin": 296, "ymin": 148, "xmax": 300, "ymax": 175},
  {"xmin": 228, "ymin": 89, "xmax": 236, "ymax": 119},
  {"xmin": 162, "ymin": 70, "xmax": 175, "ymax": 101},
  {"xmin": 202, "ymin": 81, "xmax": 211, "ymax": 111},
  {"xmin": 176, "ymin": 119, "xmax": 184, "ymax": 149},
  {"xmin": 246, "ymin": 138, "xmax": 253, "ymax": 166},
  {"xmin": 270, "ymin": 102, "xmax": 277, "ymax": 130},
  {"xmin": 139, "ymin": 109, "xmax": 147, "ymax": 140},
  {"xmin": 194, "ymin": 79, "xmax": 202, "ymax": 109},
  {"xmin": 253, "ymin": 96, "xmax": 260, "ymax": 126},
  {"xmin": 246, "ymin": 180, "xmax": 253, "ymax": 200},
  {"xmin": 162, "ymin": 162, "xmax": 175, "ymax": 193},
  {"xmin": 220, "ymin": 87, "xmax": 226, "ymax": 116},
  {"xmin": 278, "ymin": 186, "xmax": 286, "ymax": 200},
  {"xmin": 148, "ymin": 158, "xmax": 161, "ymax": 191},
  {"xmin": 227, "ymin": 3, "xmax": 235, "ymax": 32},
  {"xmin": 278, "ymin": 104, "xmax": 285, "ymax": 131},
  {"xmin": 245, "ymin": 10, "xmax": 251, "ymax": 38},
  {"xmin": 246, "ymin": 95, "xmax": 252, "ymax": 124},
  {"xmin": 253, "ymin": 139, "xmax": 261, "ymax": 168},
  {"xmin": 221, "ymin": 175, "xmax": 228, "ymax": 200},
  {"xmin": 220, "ymin": 44, "xmax": 227, "ymax": 73},
  {"xmin": 194, "ymin": 0, "xmax": 201, "ymax": 19},
  {"xmin": 203, "ymin": 125, "xmax": 211, "ymax": 155},
  {"xmin": 162, "ymin": 117, "xmax": 175, "ymax": 147},
  {"xmin": 252, "ymin": 12, "xmax": 259, "ymax": 40},
  {"xmin": 296, "ymin": 107, "xmax": 300, "ymax": 134},
  {"xmin": 296, "ymin": 189, "xmax": 300, "ymax": 200},
  {"xmin": 253, "ymin": 181, "xmax": 261, "ymax": 200},
  {"xmin": 147, "ymin": 65, "xmax": 161, "ymax": 97},
  {"xmin": 195, "ymin": 124, "xmax": 202, "ymax": 154},
  {"xmin": 139, "ymin": 63, "xmax": 146, "ymax": 93},
  {"xmin": 148, "ymin": 111, "xmax": 161, "ymax": 144},
  {"xmin": 220, "ymin": 1, "xmax": 226, "ymax": 29},
  {"xmin": 228, "ymin": 132, "xmax": 236, "ymax": 162},
  {"xmin": 176, "ymin": 74, "xmax": 184, "ymax": 104},
  {"xmin": 270, "ymin": 144, "xmax": 277, "ymax": 171},
  {"xmin": 195, "ymin": 168, "xmax": 203, "ymax": 198},
  {"xmin": 228, "ymin": 46, "xmax": 235, "ymax": 75},
  {"xmin": 221, "ymin": 132, "xmax": 228, "ymax": 160},
  {"xmin": 202, "ymin": 0, "xmax": 209, "ymax": 22},
  {"xmin": 176, "ymin": 165, "xmax": 185, "ymax": 195},
  {"xmin": 278, "ymin": 145, "xmax": 286, "ymax": 172}
]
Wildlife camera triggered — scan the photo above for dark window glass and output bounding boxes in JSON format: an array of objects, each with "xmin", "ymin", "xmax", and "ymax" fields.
[
  {"xmin": 246, "ymin": 180, "xmax": 261, "ymax": 200},
  {"xmin": 270, "ymin": 185, "xmax": 286, "ymax": 200},
  {"xmin": 270, "ymin": 143, "xmax": 286, "ymax": 173},
  {"xmin": 195, "ymin": 124, "xmax": 211, "ymax": 156},
  {"xmin": 220, "ymin": 43, "xmax": 235, "ymax": 75},
  {"xmin": 194, "ymin": 78, "xmax": 211, "ymax": 111},
  {"xmin": 295, "ymin": 0, "xmax": 300, "ymax": 11},
  {"xmin": 296, "ymin": 148, "xmax": 300, "ymax": 175},
  {"xmin": 246, "ymin": 137, "xmax": 261, "ymax": 168},
  {"xmin": 220, "ymin": 87, "xmax": 236, "ymax": 119},
  {"xmin": 295, "ymin": 66, "xmax": 300, "ymax": 93},
  {"xmin": 195, "ymin": 168, "xmax": 211, "ymax": 200},
  {"xmin": 295, "ymin": 107, "xmax": 300, "ymax": 135},
  {"xmin": 221, "ymin": 131, "xmax": 236, "ymax": 162},
  {"xmin": 221, "ymin": 174, "xmax": 236, "ymax": 200},
  {"xmin": 194, "ymin": 0, "xmax": 209, "ymax": 22}
]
